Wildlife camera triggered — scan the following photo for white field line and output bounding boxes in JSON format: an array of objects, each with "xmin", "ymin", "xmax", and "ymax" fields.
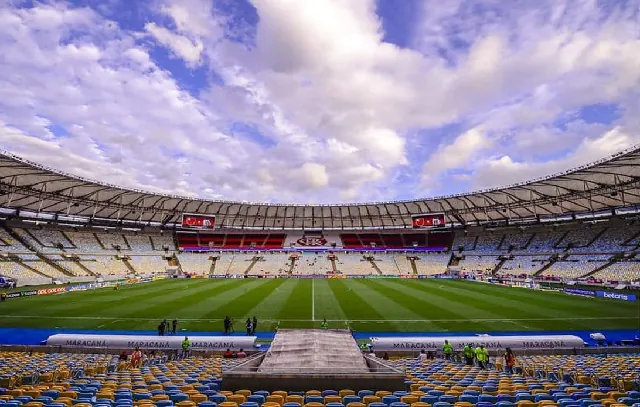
[
  {"xmin": 1, "ymin": 315, "xmax": 635, "ymax": 322},
  {"xmin": 312, "ymin": 279, "xmax": 315, "ymax": 322}
]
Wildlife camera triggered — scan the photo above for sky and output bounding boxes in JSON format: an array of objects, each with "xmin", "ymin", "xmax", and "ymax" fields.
[{"xmin": 0, "ymin": 0, "xmax": 639, "ymax": 204}]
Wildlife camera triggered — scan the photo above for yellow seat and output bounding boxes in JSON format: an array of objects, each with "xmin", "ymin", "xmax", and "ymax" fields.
[
  {"xmin": 262, "ymin": 403, "xmax": 281, "ymax": 407},
  {"xmin": 55, "ymin": 398, "xmax": 73, "ymax": 407},
  {"xmin": 411, "ymin": 403, "xmax": 431, "ymax": 407},
  {"xmin": 236, "ymin": 390, "xmax": 252, "ymax": 398},
  {"xmin": 273, "ymin": 391, "xmax": 289, "ymax": 399},
  {"xmin": 152, "ymin": 395, "xmax": 169, "ymax": 401},
  {"xmin": 266, "ymin": 395, "xmax": 284, "ymax": 406},
  {"xmin": 340, "ymin": 390, "xmax": 356, "ymax": 398},
  {"xmin": 325, "ymin": 396, "xmax": 342, "ymax": 404},
  {"xmin": 286, "ymin": 396, "xmax": 304, "ymax": 404},
  {"xmin": 190, "ymin": 395, "xmax": 207, "ymax": 403},
  {"xmin": 24, "ymin": 402, "xmax": 44, "ymax": 407},
  {"xmin": 402, "ymin": 396, "xmax": 419, "ymax": 405},
  {"xmin": 304, "ymin": 403, "xmax": 324, "ymax": 407},
  {"xmin": 7, "ymin": 390, "xmax": 23, "ymax": 398},
  {"xmin": 176, "ymin": 402, "xmax": 196, "ymax": 407},
  {"xmin": 347, "ymin": 403, "xmax": 366, "ymax": 407},
  {"xmin": 376, "ymin": 392, "xmax": 391, "ymax": 398},
  {"xmin": 516, "ymin": 402, "xmax": 537, "ymax": 407},
  {"xmin": 25, "ymin": 391, "xmax": 41, "ymax": 399},
  {"xmin": 363, "ymin": 396, "xmax": 381, "ymax": 405},
  {"xmin": 306, "ymin": 391, "xmax": 322, "ymax": 397},
  {"xmin": 227, "ymin": 395, "xmax": 246, "ymax": 405}
]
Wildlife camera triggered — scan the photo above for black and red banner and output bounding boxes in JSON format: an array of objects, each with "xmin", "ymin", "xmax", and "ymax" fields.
[
  {"xmin": 181, "ymin": 214, "xmax": 216, "ymax": 229},
  {"xmin": 412, "ymin": 213, "xmax": 446, "ymax": 228}
]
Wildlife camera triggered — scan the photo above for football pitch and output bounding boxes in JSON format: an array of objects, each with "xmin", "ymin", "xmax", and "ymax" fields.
[{"xmin": 0, "ymin": 278, "xmax": 637, "ymax": 333}]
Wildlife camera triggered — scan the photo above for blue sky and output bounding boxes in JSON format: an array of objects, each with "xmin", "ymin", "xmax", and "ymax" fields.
[{"xmin": 0, "ymin": 0, "xmax": 639, "ymax": 203}]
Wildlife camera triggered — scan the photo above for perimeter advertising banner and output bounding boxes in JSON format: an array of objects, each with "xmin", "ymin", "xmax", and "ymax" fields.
[
  {"xmin": 412, "ymin": 213, "xmax": 446, "ymax": 228},
  {"xmin": 46, "ymin": 334, "xmax": 256, "ymax": 351},
  {"xmin": 371, "ymin": 335, "xmax": 584, "ymax": 352},
  {"xmin": 181, "ymin": 213, "xmax": 216, "ymax": 229}
]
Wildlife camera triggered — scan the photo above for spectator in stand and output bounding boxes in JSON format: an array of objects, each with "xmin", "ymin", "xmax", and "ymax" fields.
[
  {"xmin": 418, "ymin": 349, "xmax": 427, "ymax": 361},
  {"xmin": 131, "ymin": 347, "xmax": 142, "ymax": 368},
  {"xmin": 504, "ymin": 347, "xmax": 516, "ymax": 374},
  {"xmin": 223, "ymin": 348, "xmax": 234, "ymax": 358},
  {"xmin": 237, "ymin": 348, "xmax": 247, "ymax": 358},
  {"xmin": 181, "ymin": 336, "xmax": 191, "ymax": 359},
  {"xmin": 382, "ymin": 352, "xmax": 389, "ymax": 361}
]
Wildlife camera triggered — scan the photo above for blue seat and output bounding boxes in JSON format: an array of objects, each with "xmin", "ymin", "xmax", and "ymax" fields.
[
  {"xmin": 42, "ymin": 391, "xmax": 59, "ymax": 400},
  {"xmin": 343, "ymin": 396, "xmax": 361, "ymax": 405},
  {"xmin": 368, "ymin": 403, "xmax": 386, "ymax": 407},
  {"xmin": 439, "ymin": 396, "xmax": 457, "ymax": 404},
  {"xmin": 429, "ymin": 391, "xmax": 445, "ymax": 397},
  {"xmin": 572, "ymin": 394, "xmax": 590, "ymax": 401},
  {"xmin": 170, "ymin": 394, "xmax": 189, "ymax": 403},
  {"xmin": 247, "ymin": 395, "xmax": 265, "ymax": 404},
  {"xmin": 433, "ymin": 403, "xmax": 452, "ymax": 407},
  {"xmin": 325, "ymin": 403, "xmax": 344, "ymax": 407},
  {"xmin": 253, "ymin": 391, "xmax": 269, "ymax": 398},
  {"xmin": 133, "ymin": 393, "xmax": 151, "ymax": 401},
  {"xmin": 323, "ymin": 391, "xmax": 339, "ymax": 397},
  {"xmin": 580, "ymin": 400, "xmax": 599, "ymax": 407},
  {"xmin": 459, "ymin": 395, "xmax": 478, "ymax": 404},
  {"xmin": 306, "ymin": 396, "xmax": 323, "ymax": 404},
  {"xmin": 155, "ymin": 401, "xmax": 173, "ymax": 407},
  {"xmin": 358, "ymin": 391, "xmax": 375, "ymax": 398},
  {"xmin": 619, "ymin": 399, "xmax": 639, "ymax": 406},
  {"xmin": 420, "ymin": 396, "xmax": 438, "ymax": 405},
  {"xmin": 481, "ymin": 395, "xmax": 498, "ymax": 404},
  {"xmin": 498, "ymin": 395, "xmax": 516, "ymax": 403},
  {"xmin": 389, "ymin": 403, "xmax": 408, "ymax": 407},
  {"xmin": 240, "ymin": 403, "xmax": 260, "ymax": 407},
  {"xmin": 382, "ymin": 396, "xmax": 400, "ymax": 406},
  {"xmin": 559, "ymin": 399, "xmax": 580, "ymax": 407},
  {"xmin": 209, "ymin": 395, "xmax": 226, "ymax": 404},
  {"xmin": 283, "ymin": 403, "xmax": 301, "ymax": 407},
  {"xmin": 463, "ymin": 390, "xmax": 480, "ymax": 396},
  {"xmin": 476, "ymin": 403, "xmax": 494, "ymax": 407}
]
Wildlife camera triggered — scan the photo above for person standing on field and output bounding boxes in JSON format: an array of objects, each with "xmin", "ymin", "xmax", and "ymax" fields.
[
  {"xmin": 252, "ymin": 316, "xmax": 257, "ymax": 335},
  {"xmin": 172, "ymin": 319, "xmax": 178, "ymax": 335}
]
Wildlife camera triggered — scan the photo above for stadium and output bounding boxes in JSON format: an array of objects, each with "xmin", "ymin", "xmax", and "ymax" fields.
[{"xmin": 1, "ymin": 0, "xmax": 640, "ymax": 406}]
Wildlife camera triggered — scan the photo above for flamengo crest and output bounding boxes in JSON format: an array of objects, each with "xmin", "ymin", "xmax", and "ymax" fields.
[{"xmin": 296, "ymin": 236, "xmax": 328, "ymax": 246}]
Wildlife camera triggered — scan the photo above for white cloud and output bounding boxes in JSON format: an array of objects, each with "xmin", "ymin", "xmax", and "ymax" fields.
[
  {"xmin": 1, "ymin": 0, "xmax": 640, "ymax": 204},
  {"xmin": 145, "ymin": 22, "xmax": 204, "ymax": 66}
]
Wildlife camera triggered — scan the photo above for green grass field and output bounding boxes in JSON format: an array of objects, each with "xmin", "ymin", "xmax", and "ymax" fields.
[{"xmin": 1, "ymin": 278, "xmax": 638, "ymax": 333}]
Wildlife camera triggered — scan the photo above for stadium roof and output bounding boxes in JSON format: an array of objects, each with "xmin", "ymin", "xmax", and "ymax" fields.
[{"xmin": 2, "ymin": 147, "xmax": 640, "ymax": 230}]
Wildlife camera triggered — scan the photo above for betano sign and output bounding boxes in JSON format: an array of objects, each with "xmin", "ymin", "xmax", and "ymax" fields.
[
  {"xmin": 46, "ymin": 334, "xmax": 257, "ymax": 351},
  {"xmin": 371, "ymin": 335, "xmax": 584, "ymax": 351}
]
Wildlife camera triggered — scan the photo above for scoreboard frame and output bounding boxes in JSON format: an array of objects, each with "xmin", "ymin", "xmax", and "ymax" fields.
[{"xmin": 411, "ymin": 213, "xmax": 446, "ymax": 229}]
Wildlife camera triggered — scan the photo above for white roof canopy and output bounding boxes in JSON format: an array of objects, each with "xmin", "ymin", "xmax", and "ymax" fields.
[{"xmin": 2, "ymin": 147, "xmax": 640, "ymax": 229}]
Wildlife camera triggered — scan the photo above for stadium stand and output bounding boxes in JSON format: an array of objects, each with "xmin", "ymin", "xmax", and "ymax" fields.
[
  {"xmin": 540, "ymin": 255, "xmax": 612, "ymax": 279},
  {"xmin": 65, "ymin": 232, "xmax": 104, "ymax": 252},
  {"xmin": 95, "ymin": 232, "xmax": 129, "ymax": 250},
  {"xmin": 177, "ymin": 253, "xmax": 213, "ymax": 275},
  {"xmin": 414, "ymin": 253, "xmax": 450, "ymax": 275},
  {"xmin": 128, "ymin": 255, "xmax": 169, "ymax": 275},
  {"xmin": 0, "ymin": 350, "xmax": 638, "ymax": 406},
  {"xmin": 459, "ymin": 255, "xmax": 500, "ymax": 274},
  {"xmin": 125, "ymin": 235, "xmax": 154, "ymax": 252}
]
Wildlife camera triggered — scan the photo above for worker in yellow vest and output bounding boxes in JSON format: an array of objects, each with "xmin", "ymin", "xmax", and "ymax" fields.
[{"xmin": 442, "ymin": 340, "xmax": 453, "ymax": 361}]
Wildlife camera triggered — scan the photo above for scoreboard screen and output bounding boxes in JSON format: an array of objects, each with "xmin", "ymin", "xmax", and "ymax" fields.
[
  {"xmin": 181, "ymin": 214, "xmax": 215, "ymax": 229},
  {"xmin": 412, "ymin": 213, "xmax": 446, "ymax": 228}
]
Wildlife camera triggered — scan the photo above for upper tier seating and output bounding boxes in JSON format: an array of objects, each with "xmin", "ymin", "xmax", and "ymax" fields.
[{"xmin": 128, "ymin": 256, "xmax": 168, "ymax": 275}]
